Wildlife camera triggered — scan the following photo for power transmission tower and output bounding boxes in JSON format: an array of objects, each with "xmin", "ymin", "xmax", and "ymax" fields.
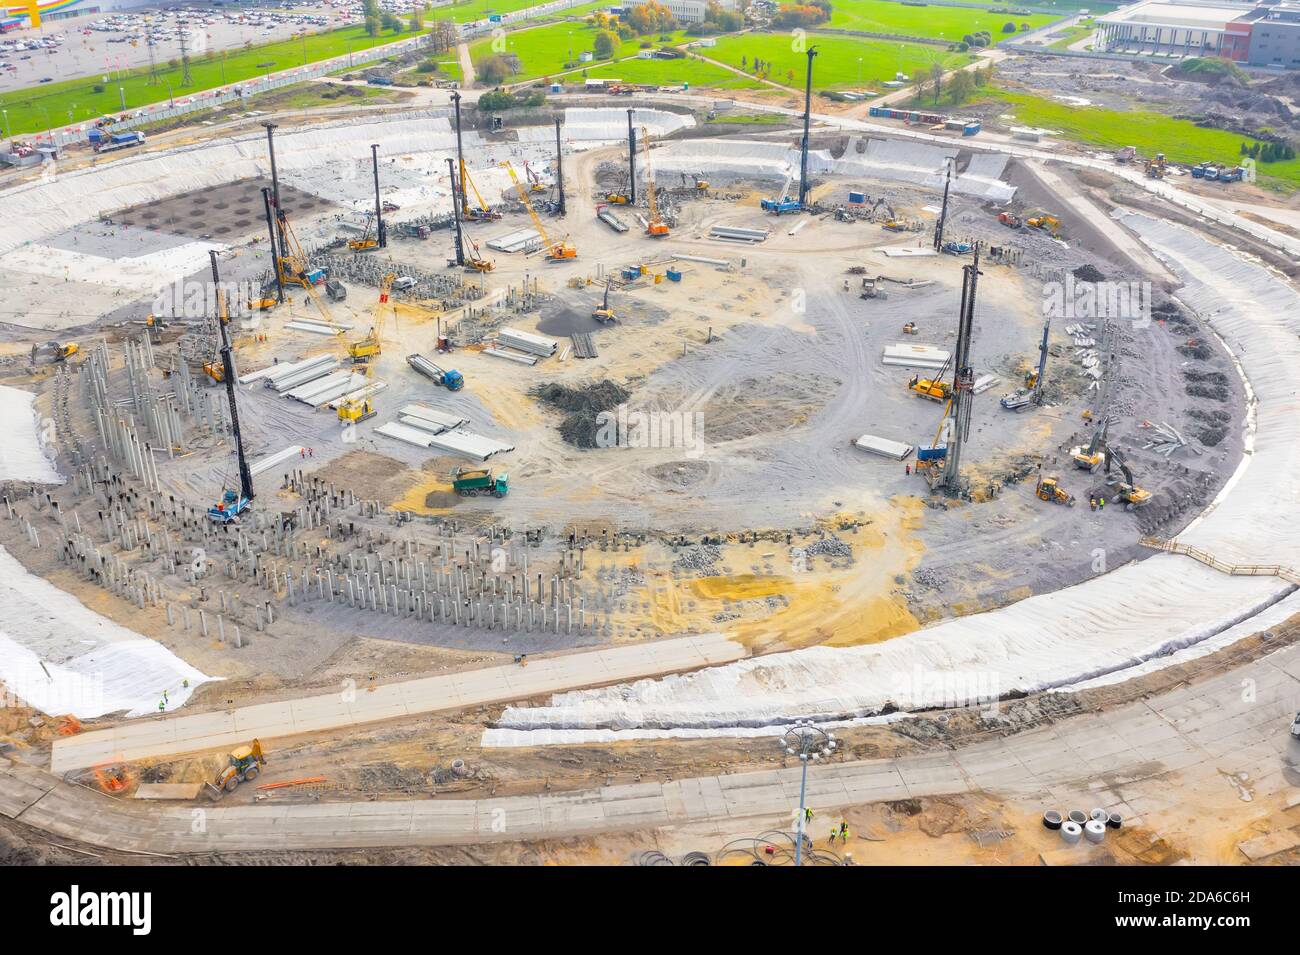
[
  {"xmin": 146, "ymin": 41, "xmax": 160, "ymax": 86},
  {"xmin": 178, "ymin": 24, "xmax": 192, "ymax": 87}
]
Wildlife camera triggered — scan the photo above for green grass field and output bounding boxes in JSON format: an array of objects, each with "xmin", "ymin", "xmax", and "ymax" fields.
[
  {"xmin": 982, "ymin": 89, "xmax": 1300, "ymax": 189},
  {"xmin": 1047, "ymin": 18, "xmax": 1096, "ymax": 50},
  {"xmin": 431, "ymin": 0, "xmax": 549, "ymax": 23},
  {"xmin": 470, "ymin": 19, "xmax": 693, "ymax": 82},
  {"xmin": 580, "ymin": 54, "xmax": 761, "ymax": 89},
  {"xmin": 824, "ymin": 0, "xmax": 1061, "ymax": 41},
  {"xmin": 701, "ymin": 32, "xmax": 974, "ymax": 91},
  {"xmin": 0, "ymin": 24, "xmax": 414, "ymax": 137}
]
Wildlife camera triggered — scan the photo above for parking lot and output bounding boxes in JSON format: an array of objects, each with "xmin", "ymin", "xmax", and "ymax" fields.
[{"xmin": 0, "ymin": 4, "xmax": 350, "ymax": 95}]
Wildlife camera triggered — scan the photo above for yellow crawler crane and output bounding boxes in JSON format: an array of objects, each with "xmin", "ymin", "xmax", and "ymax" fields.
[
  {"xmin": 642, "ymin": 125, "xmax": 668, "ymax": 238},
  {"xmin": 501, "ymin": 161, "xmax": 576, "ymax": 261},
  {"xmin": 349, "ymin": 272, "xmax": 395, "ymax": 363}
]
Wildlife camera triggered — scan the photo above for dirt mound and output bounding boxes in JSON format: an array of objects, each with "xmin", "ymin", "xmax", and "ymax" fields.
[{"xmin": 534, "ymin": 381, "xmax": 631, "ymax": 449}]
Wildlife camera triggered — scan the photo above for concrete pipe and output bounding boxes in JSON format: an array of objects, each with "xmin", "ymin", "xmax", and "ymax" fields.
[
  {"xmin": 1084, "ymin": 820, "xmax": 1107, "ymax": 844},
  {"xmin": 1060, "ymin": 821, "xmax": 1083, "ymax": 845},
  {"xmin": 1091, "ymin": 808, "xmax": 1108, "ymax": 823},
  {"xmin": 1106, "ymin": 812, "xmax": 1123, "ymax": 830},
  {"xmin": 1042, "ymin": 810, "xmax": 1063, "ymax": 830},
  {"xmin": 1067, "ymin": 810, "xmax": 1088, "ymax": 826}
]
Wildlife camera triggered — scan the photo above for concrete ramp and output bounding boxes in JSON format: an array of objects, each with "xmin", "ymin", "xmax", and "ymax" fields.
[{"xmin": 49, "ymin": 634, "xmax": 745, "ymax": 773}]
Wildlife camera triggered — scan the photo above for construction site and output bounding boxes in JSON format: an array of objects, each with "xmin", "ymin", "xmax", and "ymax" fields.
[{"xmin": 0, "ymin": 74, "xmax": 1298, "ymax": 872}]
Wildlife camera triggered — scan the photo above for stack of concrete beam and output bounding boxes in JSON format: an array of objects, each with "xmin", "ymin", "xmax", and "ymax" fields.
[
  {"xmin": 286, "ymin": 372, "xmax": 371, "ymax": 408},
  {"xmin": 263, "ymin": 356, "xmax": 338, "ymax": 392},
  {"xmin": 483, "ymin": 346, "xmax": 539, "ymax": 366},
  {"xmin": 398, "ymin": 404, "xmax": 469, "ymax": 434},
  {"xmin": 239, "ymin": 354, "xmax": 331, "ymax": 386},
  {"xmin": 497, "ymin": 328, "xmax": 557, "ymax": 358},
  {"xmin": 285, "ymin": 316, "xmax": 351, "ymax": 336},
  {"xmin": 881, "ymin": 344, "xmax": 951, "ymax": 370},
  {"xmin": 853, "ymin": 433, "xmax": 914, "ymax": 460},
  {"xmin": 710, "ymin": 225, "xmax": 769, "ymax": 243},
  {"xmin": 327, "ymin": 381, "xmax": 387, "ymax": 410},
  {"xmin": 487, "ymin": 228, "xmax": 543, "ymax": 253},
  {"xmin": 250, "ymin": 445, "xmax": 307, "ymax": 477},
  {"xmin": 376, "ymin": 421, "xmax": 514, "ymax": 461}
]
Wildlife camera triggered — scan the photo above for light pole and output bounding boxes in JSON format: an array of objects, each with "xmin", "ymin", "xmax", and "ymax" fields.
[
  {"xmin": 780, "ymin": 720, "xmax": 836, "ymax": 866},
  {"xmin": 857, "ymin": 56, "xmax": 862, "ymax": 91}
]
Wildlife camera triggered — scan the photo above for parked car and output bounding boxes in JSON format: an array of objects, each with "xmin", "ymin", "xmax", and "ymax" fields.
[{"xmin": 1291, "ymin": 712, "xmax": 1300, "ymax": 739}]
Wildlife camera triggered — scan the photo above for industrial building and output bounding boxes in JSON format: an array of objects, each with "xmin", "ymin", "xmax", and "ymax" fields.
[
  {"xmin": 1096, "ymin": 0, "xmax": 1300, "ymax": 67},
  {"xmin": 620, "ymin": 0, "xmax": 739, "ymax": 23}
]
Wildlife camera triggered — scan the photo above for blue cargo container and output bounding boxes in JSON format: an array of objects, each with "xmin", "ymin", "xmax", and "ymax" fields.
[
  {"xmin": 963, "ymin": 121, "xmax": 981, "ymax": 136},
  {"xmin": 848, "ymin": 191, "xmax": 866, "ymax": 204},
  {"xmin": 917, "ymin": 444, "xmax": 947, "ymax": 462},
  {"xmin": 666, "ymin": 268, "xmax": 682, "ymax": 282}
]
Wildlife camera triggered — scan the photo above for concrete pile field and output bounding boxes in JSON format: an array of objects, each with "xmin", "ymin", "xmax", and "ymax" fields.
[{"xmin": 0, "ymin": 88, "xmax": 1296, "ymax": 865}]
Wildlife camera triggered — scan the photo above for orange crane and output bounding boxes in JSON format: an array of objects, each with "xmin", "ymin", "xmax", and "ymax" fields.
[
  {"xmin": 642, "ymin": 125, "xmax": 669, "ymax": 238},
  {"xmin": 501, "ymin": 161, "xmax": 576, "ymax": 261}
]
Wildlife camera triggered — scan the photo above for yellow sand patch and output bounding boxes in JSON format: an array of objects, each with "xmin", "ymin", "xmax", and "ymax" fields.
[
  {"xmin": 390, "ymin": 474, "xmax": 454, "ymax": 515},
  {"xmin": 689, "ymin": 574, "xmax": 792, "ymax": 601}
]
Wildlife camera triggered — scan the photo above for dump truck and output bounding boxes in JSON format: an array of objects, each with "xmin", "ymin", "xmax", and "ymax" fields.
[
  {"xmin": 204, "ymin": 739, "xmax": 266, "ymax": 799},
  {"xmin": 452, "ymin": 466, "xmax": 508, "ymax": 498}
]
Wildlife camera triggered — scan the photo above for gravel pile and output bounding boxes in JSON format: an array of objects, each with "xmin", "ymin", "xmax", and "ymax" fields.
[
  {"xmin": 911, "ymin": 567, "xmax": 946, "ymax": 592},
  {"xmin": 673, "ymin": 544, "xmax": 723, "ymax": 576}
]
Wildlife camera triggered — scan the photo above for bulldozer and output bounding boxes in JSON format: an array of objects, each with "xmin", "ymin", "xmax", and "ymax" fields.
[
  {"xmin": 1035, "ymin": 468, "xmax": 1075, "ymax": 507},
  {"xmin": 204, "ymin": 739, "xmax": 266, "ymax": 798}
]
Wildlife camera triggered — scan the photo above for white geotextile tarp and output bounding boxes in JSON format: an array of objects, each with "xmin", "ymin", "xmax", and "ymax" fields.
[
  {"xmin": 484, "ymin": 211, "xmax": 1300, "ymax": 744},
  {"xmin": 0, "ymin": 108, "xmax": 692, "ymax": 255},
  {"xmin": 652, "ymin": 136, "xmax": 1016, "ymax": 201},
  {"xmin": 0, "ymin": 547, "xmax": 216, "ymax": 718},
  {"xmin": 0, "ymin": 385, "xmax": 62, "ymax": 484},
  {"xmin": 561, "ymin": 107, "xmax": 695, "ymax": 142}
]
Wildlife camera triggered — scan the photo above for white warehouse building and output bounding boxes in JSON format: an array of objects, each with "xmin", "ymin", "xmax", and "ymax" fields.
[{"xmin": 621, "ymin": 0, "xmax": 739, "ymax": 24}]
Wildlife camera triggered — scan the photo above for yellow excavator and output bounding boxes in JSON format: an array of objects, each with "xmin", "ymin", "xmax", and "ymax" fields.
[
  {"xmin": 1105, "ymin": 446, "xmax": 1153, "ymax": 509},
  {"xmin": 349, "ymin": 273, "xmax": 395, "ymax": 364},
  {"xmin": 593, "ymin": 278, "xmax": 615, "ymax": 323},
  {"xmin": 501, "ymin": 161, "xmax": 576, "ymax": 261},
  {"xmin": 1027, "ymin": 211, "xmax": 1061, "ymax": 236},
  {"xmin": 31, "ymin": 340, "xmax": 78, "ymax": 364},
  {"xmin": 1071, "ymin": 420, "xmax": 1108, "ymax": 471}
]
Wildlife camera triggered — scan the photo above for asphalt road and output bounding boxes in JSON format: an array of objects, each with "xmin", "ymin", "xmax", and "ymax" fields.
[{"xmin": 5, "ymin": 636, "xmax": 1297, "ymax": 855}]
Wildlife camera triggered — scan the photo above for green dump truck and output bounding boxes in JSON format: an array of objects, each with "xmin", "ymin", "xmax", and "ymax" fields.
[{"xmin": 452, "ymin": 466, "xmax": 509, "ymax": 499}]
